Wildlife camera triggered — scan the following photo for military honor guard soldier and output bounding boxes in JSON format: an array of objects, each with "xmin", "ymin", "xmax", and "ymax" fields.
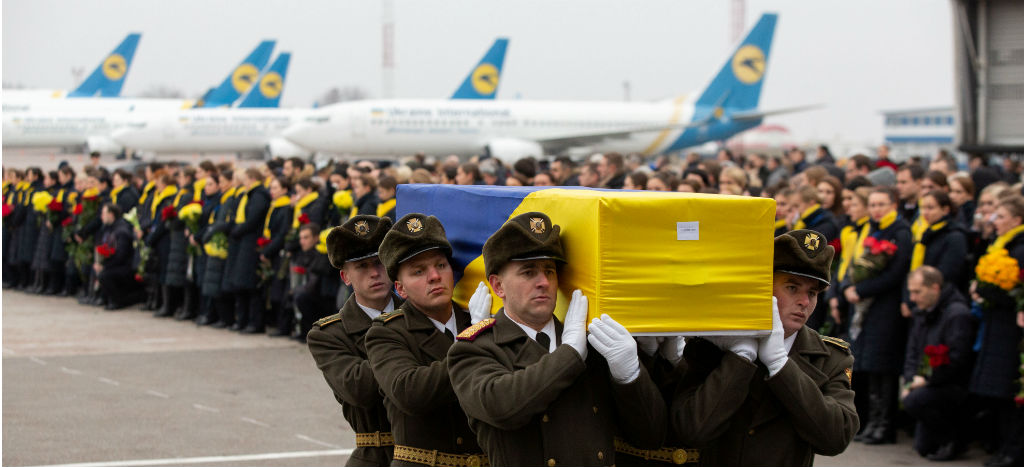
[
  {"xmin": 364, "ymin": 214, "xmax": 487, "ymax": 467},
  {"xmin": 671, "ymin": 230, "xmax": 859, "ymax": 466},
  {"xmin": 308, "ymin": 215, "xmax": 403, "ymax": 466},
  {"xmin": 447, "ymin": 212, "xmax": 668, "ymax": 467}
]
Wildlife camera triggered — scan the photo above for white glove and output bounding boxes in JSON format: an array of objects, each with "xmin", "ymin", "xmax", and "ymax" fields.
[
  {"xmin": 588, "ymin": 314, "xmax": 641, "ymax": 384},
  {"xmin": 659, "ymin": 336, "xmax": 686, "ymax": 366},
  {"xmin": 560, "ymin": 289, "xmax": 589, "ymax": 360},
  {"xmin": 758, "ymin": 297, "xmax": 789, "ymax": 377},
  {"xmin": 468, "ymin": 281, "xmax": 492, "ymax": 325},
  {"xmin": 636, "ymin": 336, "xmax": 660, "ymax": 357},
  {"xmin": 704, "ymin": 336, "xmax": 758, "ymax": 362}
]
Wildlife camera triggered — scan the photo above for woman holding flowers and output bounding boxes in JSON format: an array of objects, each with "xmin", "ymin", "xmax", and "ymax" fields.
[
  {"xmin": 260, "ymin": 176, "xmax": 294, "ymax": 337},
  {"xmin": 843, "ymin": 186, "xmax": 913, "ymax": 445},
  {"xmin": 144, "ymin": 172, "xmax": 179, "ymax": 317},
  {"xmin": 969, "ymin": 195, "xmax": 1024, "ymax": 467}
]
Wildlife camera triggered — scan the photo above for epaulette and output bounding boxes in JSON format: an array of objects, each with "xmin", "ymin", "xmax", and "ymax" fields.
[
  {"xmin": 821, "ymin": 336, "xmax": 851, "ymax": 353},
  {"xmin": 456, "ymin": 318, "xmax": 496, "ymax": 341},
  {"xmin": 373, "ymin": 310, "xmax": 404, "ymax": 324},
  {"xmin": 314, "ymin": 313, "xmax": 342, "ymax": 329}
]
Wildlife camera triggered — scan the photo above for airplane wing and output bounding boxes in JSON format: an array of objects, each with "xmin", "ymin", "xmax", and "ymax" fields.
[
  {"xmin": 533, "ymin": 120, "xmax": 707, "ymax": 153},
  {"xmin": 731, "ymin": 104, "xmax": 824, "ymax": 121}
]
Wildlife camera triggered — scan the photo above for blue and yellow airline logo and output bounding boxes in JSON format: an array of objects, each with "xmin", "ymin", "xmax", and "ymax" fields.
[
  {"xmin": 259, "ymin": 71, "xmax": 283, "ymax": 99},
  {"xmin": 471, "ymin": 63, "xmax": 500, "ymax": 95},
  {"xmin": 731, "ymin": 45, "xmax": 766, "ymax": 84},
  {"xmin": 102, "ymin": 54, "xmax": 128, "ymax": 81},
  {"xmin": 231, "ymin": 64, "xmax": 260, "ymax": 94}
]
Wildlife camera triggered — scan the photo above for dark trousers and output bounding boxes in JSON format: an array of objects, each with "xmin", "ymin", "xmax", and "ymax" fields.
[
  {"xmin": 904, "ymin": 385, "xmax": 968, "ymax": 455},
  {"xmin": 294, "ymin": 291, "xmax": 332, "ymax": 339},
  {"xmin": 99, "ymin": 268, "xmax": 142, "ymax": 307}
]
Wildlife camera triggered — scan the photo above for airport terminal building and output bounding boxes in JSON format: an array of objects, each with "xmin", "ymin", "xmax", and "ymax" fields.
[{"xmin": 881, "ymin": 106, "xmax": 956, "ymax": 159}]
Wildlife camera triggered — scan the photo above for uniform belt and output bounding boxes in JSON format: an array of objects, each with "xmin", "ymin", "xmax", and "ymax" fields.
[
  {"xmin": 614, "ymin": 438, "xmax": 699, "ymax": 465},
  {"xmin": 392, "ymin": 445, "xmax": 488, "ymax": 467},
  {"xmin": 355, "ymin": 431, "xmax": 394, "ymax": 447}
]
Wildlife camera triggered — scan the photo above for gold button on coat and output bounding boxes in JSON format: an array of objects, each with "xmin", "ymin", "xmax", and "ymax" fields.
[
  {"xmin": 547, "ymin": 458, "xmax": 556, "ymax": 467},
  {"xmin": 597, "ymin": 451, "xmax": 604, "ymax": 460},
  {"xmin": 542, "ymin": 414, "xmax": 549, "ymax": 423}
]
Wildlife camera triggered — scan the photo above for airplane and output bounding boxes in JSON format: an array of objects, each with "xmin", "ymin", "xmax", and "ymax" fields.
[
  {"xmin": 196, "ymin": 40, "xmax": 276, "ymax": 107},
  {"xmin": 235, "ymin": 52, "xmax": 291, "ymax": 108},
  {"xmin": 2, "ymin": 40, "xmax": 281, "ymax": 153},
  {"xmin": 281, "ymin": 14, "xmax": 809, "ymax": 163},
  {"xmin": 451, "ymin": 38, "xmax": 508, "ymax": 99},
  {"xmin": 109, "ymin": 38, "xmax": 512, "ymax": 158}
]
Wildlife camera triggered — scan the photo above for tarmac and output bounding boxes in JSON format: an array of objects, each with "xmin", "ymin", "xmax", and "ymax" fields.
[{"xmin": 0, "ymin": 275, "xmax": 992, "ymax": 467}]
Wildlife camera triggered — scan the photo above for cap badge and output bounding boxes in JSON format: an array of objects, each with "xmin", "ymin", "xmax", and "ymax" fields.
[
  {"xmin": 354, "ymin": 221, "xmax": 370, "ymax": 236},
  {"xmin": 406, "ymin": 218, "xmax": 423, "ymax": 233},
  {"xmin": 803, "ymin": 232, "xmax": 820, "ymax": 251},
  {"xmin": 529, "ymin": 217, "xmax": 545, "ymax": 234}
]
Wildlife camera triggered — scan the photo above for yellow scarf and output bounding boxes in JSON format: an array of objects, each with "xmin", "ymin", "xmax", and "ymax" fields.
[
  {"xmin": 234, "ymin": 182, "xmax": 262, "ymax": 224},
  {"xmin": 911, "ymin": 213, "xmax": 928, "ymax": 242},
  {"xmin": 56, "ymin": 188, "xmax": 66, "ymax": 203},
  {"xmin": 855, "ymin": 210, "xmax": 897, "ymax": 260},
  {"xmin": 377, "ymin": 198, "xmax": 397, "ymax": 218},
  {"xmin": 172, "ymin": 189, "xmax": 187, "ymax": 208},
  {"xmin": 150, "ymin": 185, "xmax": 178, "ymax": 219},
  {"xmin": 192, "ymin": 178, "xmax": 207, "ymax": 202},
  {"xmin": 264, "ymin": 196, "xmax": 291, "ymax": 238},
  {"xmin": 292, "ymin": 192, "xmax": 319, "ymax": 228},
  {"xmin": 793, "ymin": 204, "xmax": 821, "ymax": 230},
  {"xmin": 989, "ymin": 224, "xmax": 1024, "ymax": 253},
  {"xmin": 773, "ymin": 219, "xmax": 787, "ymax": 233},
  {"xmin": 139, "ymin": 181, "xmax": 156, "ymax": 205},
  {"xmin": 207, "ymin": 187, "xmax": 235, "ymax": 224},
  {"xmin": 910, "ymin": 220, "xmax": 948, "ymax": 271},
  {"xmin": 110, "ymin": 184, "xmax": 126, "ymax": 205},
  {"xmin": 263, "ymin": 176, "xmax": 272, "ymax": 188},
  {"xmin": 837, "ymin": 217, "xmax": 869, "ymax": 282}
]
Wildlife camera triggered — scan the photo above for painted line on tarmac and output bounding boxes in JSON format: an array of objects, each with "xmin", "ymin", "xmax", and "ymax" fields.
[
  {"xmin": 240, "ymin": 416, "xmax": 269, "ymax": 427},
  {"xmin": 29, "ymin": 356, "xmax": 47, "ymax": 365},
  {"xmin": 145, "ymin": 390, "xmax": 170, "ymax": 399},
  {"xmin": 19, "ymin": 449, "xmax": 355, "ymax": 467},
  {"xmin": 295, "ymin": 434, "xmax": 341, "ymax": 448},
  {"xmin": 98, "ymin": 377, "xmax": 120, "ymax": 386},
  {"xmin": 192, "ymin": 403, "xmax": 220, "ymax": 413},
  {"xmin": 60, "ymin": 366, "xmax": 82, "ymax": 375}
]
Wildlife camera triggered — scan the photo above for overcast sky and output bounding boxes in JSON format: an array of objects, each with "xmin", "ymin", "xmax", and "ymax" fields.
[{"xmin": 3, "ymin": 0, "xmax": 954, "ymax": 146}]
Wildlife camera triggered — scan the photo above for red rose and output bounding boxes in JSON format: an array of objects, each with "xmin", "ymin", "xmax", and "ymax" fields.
[
  {"xmin": 48, "ymin": 200, "xmax": 64, "ymax": 212},
  {"xmin": 134, "ymin": 273, "xmax": 143, "ymax": 282},
  {"xmin": 2, "ymin": 204, "xmax": 12, "ymax": 218},
  {"xmin": 880, "ymin": 240, "xmax": 898, "ymax": 255},
  {"xmin": 161, "ymin": 205, "xmax": 177, "ymax": 220},
  {"xmin": 257, "ymin": 237, "xmax": 270, "ymax": 247},
  {"xmin": 1015, "ymin": 395, "xmax": 1024, "ymax": 408},
  {"xmin": 291, "ymin": 265, "xmax": 307, "ymax": 275},
  {"xmin": 298, "ymin": 213, "xmax": 311, "ymax": 225},
  {"xmin": 95, "ymin": 244, "xmax": 115, "ymax": 258},
  {"xmin": 61, "ymin": 217, "xmax": 74, "ymax": 227},
  {"xmin": 924, "ymin": 344, "xmax": 950, "ymax": 367},
  {"xmin": 72, "ymin": 203, "xmax": 83, "ymax": 215}
]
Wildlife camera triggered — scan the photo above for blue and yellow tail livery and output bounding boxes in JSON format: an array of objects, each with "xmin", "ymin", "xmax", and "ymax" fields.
[
  {"xmin": 667, "ymin": 13, "xmax": 777, "ymax": 150},
  {"xmin": 237, "ymin": 52, "xmax": 290, "ymax": 108},
  {"xmin": 397, "ymin": 185, "xmax": 775, "ymax": 335},
  {"xmin": 68, "ymin": 33, "xmax": 141, "ymax": 98},
  {"xmin": 199, "ymin": 40, "xmax": 276, "ymax": 108},
  {"xmin": 451, "ymin": 38, "xmax": 509, "ymax": 100}
]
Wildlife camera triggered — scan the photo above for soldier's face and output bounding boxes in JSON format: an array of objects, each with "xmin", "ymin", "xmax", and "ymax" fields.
[
  {"xmin": 489, "ymin": 259, "xmax": 558, "ymax": 327},
  {"xmin": 772, "ymin": 273, "xmax": 822, "ymax": 337},
  {"xmin": 395, "ymin": 250, "xmax": 454, "ymax": 313},
  {"xmin": 342, "ymin": 257, "xmax": 391, "ymax": 304}
]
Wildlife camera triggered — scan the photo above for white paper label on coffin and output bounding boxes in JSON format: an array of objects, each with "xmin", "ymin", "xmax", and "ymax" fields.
[{"xmin": 676, "ymin": 221, "xmax": 699, "ymax": 241}]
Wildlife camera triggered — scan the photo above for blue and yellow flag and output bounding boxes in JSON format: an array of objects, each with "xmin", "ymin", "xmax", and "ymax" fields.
[{"xmin": 397, "ymin": 185, "xmax": 775, "ymax": 335}]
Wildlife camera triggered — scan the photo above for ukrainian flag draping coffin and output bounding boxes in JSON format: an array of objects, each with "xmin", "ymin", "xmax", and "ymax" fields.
[{"xmin": 397, "ymin": 184, "xmax": 775, "ymax": 335}]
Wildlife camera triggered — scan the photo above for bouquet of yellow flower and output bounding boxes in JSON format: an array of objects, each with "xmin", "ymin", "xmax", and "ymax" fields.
[
  {"xmin": 203, "ymin": 232, "xmax": 229, "ymax": 259},
  {"xmin": 31, "ymin": 191, "xmax": 53, "ymax": 213},
  {"xmin": 179, "ymin": 201, "xmax": 204, "ymax": 256},
  {"xmin": 975, "ymin": 248, "xmax": 1024, "ymax": 310}
]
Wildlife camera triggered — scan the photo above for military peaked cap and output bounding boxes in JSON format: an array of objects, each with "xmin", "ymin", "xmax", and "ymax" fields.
[{"xmin": 483, "ymin": 212, "xmax": 565, "ymax": 277}]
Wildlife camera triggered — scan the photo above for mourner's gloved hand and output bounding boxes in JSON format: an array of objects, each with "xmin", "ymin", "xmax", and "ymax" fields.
[
  {"xmin": 636, "ymin": 336, "xmax": 660, "ymax": 357},
  {"xmin": 705, "ymin": 336, "xmax": 758, "ymax": 362},
  {"xmin": 588, "ymin": 314, "xmax": 641, "ymax": 384},
  {"xmin": 758, "ymin": 297, "xmax": 789, "ymax": 377},
  {"xmin": 659, "ymin": 336, "xmax": 686, "ymax": 366},
  {"xmin": 561, "ymin": 289, "xmax": 589, "ymax": 360},
  {"xmin": 468, "ymin": 281, "xmax": 492, "ymax": 325}
]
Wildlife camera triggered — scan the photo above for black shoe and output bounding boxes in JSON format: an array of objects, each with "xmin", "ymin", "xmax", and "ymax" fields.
[
  {"xmin": 861, "ymin": 427, "xmax": 896, "ymax": 445},
  {"xmin": 267, "ymin": 328, "xmax": 289, "ymax": 337},
  {"xmin": 926, "ymin": 442, "xmax": 959, "ymax": 461},
  {"xmin": 210, "ymin": 321, "xmax": 229, "ymax": 329},
  {"xmin": 985, "ymin": 455, "xmax": 1019, "ymax": 467},
  {"xmin": 195, "ymin": 315, "xmax": 215, "ymax": 326},
  {"xmin": 229, "ymin": 323, "xmax": 243, "ymax": 331},
  {"xmin": 241, "ymin": 326, "xmax": 264, "ymax": 334}
]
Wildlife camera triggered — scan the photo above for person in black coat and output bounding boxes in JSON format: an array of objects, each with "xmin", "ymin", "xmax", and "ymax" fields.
[
  {"xmin": 29, "ymin": 171, "xmax": 58, "ymax": 294},
  {"xmin": 291, "ymin": 222, "xmax": 339, "ymax": 342},
  {"xmin": 201, "ymin": 172, "xmax": 237, "ymax": 327},
  {"xmin": 901, "ymin": 266, "xmax": 975, "ymax": 460},
  {"xmin": 96, "ymin": 204, "xmax": 142, "ymax": 310},
  {"xmin": 15, "ymin": 168, "xmax": 44, "ymax": 290},
  {"xmin": 350, "ymin": 173, "xmax": 379, "ymax": 217},
  {"xmin": 227, "ymin": 168, "xmax": 271, "ymax": 333},
  {"xmin": 45, "ymin": 166, "xmax": 76, "ymax": 295},
  {"xmin": 260, "ymin": 176, "xmax": 294, "ymax": 337},
  {"xmin": 792, "ymin": 185, "xmax": 839, "ymax": 331},
  {"xmin": 843, "ymin": 186, "xmax": 912, "ymax": 445},
  {"xmin": 917, "ymin": 191, "xmax": 970, "ymax": 291},
  {"xmin": 144, "ymin": 173, "xmax": 180, "ymax": 317},
  {"xmin": 969, "ymin": 195, "xmax": 1024, "ymax": 467}
]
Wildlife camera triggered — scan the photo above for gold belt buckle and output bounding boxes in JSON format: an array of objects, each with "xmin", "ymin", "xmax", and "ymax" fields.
[{"xmin": 466, "ymin": 454, "xmax": 482, "ymax": 467}]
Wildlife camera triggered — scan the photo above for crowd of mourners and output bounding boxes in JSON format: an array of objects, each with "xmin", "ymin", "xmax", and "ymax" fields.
[{"xmin": 3, "ymin": 144, "xmax": 1024, "ymax": 465}]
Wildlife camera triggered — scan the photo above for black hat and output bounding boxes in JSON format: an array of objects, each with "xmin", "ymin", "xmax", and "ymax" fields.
[
  {"xmin": 378, "ymin": 213, "xmax": 452, "ymax": 280},
  {"xmin": 326, "ymin": 215, "xmax": 392, "ymax": 269},
  {"xmin": 483, "ymin": 212, "xmax": 565, "ymax": 277},
  {"xmin": 774, "ymin": 229, "xmax": 835, "ymax": 286}
]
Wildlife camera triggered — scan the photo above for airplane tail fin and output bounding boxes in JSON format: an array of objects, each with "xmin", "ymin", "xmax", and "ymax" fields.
[
  {"xmin": 451, "ymin": 38, "xmax": 509, "ymax": 99},
  {"xmin": 694, "ymin": 13, "xmax": 777, "ymax": 111},
  {"xmin": 199, "ymin": 40, "xmax": 276, "ymax": 108},
  {"xmin": 236, "ymin": 53, "xmax": 290, "ymax": 108},
  {"xmin": 67, "ymin": 33, "xmax": 141, "ymax": 98}
]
